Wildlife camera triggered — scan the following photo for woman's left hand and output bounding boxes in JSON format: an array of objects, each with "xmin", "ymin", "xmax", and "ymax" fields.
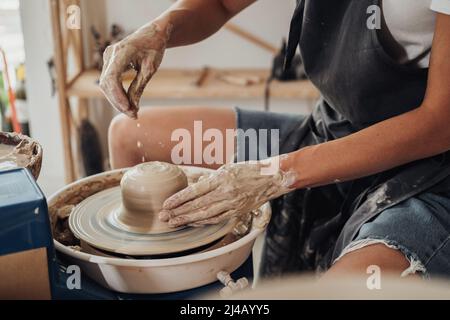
[{"xmin": 159, "ymin": 160, "xmax": 296, "ymax": 227}]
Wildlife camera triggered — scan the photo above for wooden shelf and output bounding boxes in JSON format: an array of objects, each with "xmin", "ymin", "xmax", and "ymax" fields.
[{"xmin": 66, "ymin": 68, "xmax": 320, "ymax": 100}]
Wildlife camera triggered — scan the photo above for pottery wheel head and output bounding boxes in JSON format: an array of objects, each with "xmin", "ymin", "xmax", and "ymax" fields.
[{"xmin": 68, "ymin": 162, "xmax": 237, "ymax": 256}]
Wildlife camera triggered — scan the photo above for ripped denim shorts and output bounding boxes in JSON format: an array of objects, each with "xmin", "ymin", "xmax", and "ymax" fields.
[{"xmin": 334, "ymin": 192, "xmax": 450, "ymax": 278}]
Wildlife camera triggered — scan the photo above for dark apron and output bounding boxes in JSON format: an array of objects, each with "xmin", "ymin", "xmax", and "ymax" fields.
[{"xmin": 261, "ymin": 0, "xmax": 450, "ymax": 276}]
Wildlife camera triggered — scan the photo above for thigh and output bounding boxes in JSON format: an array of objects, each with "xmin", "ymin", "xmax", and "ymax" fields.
[
  {"xmin": 108, "ymin": 106, "xmax": 236, "ymax": 169},
  {"xmin": 326, "ymin": 192, "xmax": 450, "ymax": 279},
  {"xmin": 324, "ymin": 243, "xmax": 412, "ymax": 280}
]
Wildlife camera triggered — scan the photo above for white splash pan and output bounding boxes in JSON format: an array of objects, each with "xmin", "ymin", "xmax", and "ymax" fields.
[{"xmin": 48, "ymin": 166, "xmax": 271, "ymax": 294}]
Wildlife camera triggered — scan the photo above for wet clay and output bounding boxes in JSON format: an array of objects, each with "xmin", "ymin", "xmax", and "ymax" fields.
[
  {"xmin": 0, "ymin": 132, "xmax": 43, "ymax": 179},
  {"xmin": 118, "ymin": 161, "xmax": 188, "ymax": 233},
  {"xmin": 0, "ymin": 143, "xmax": 32, "ymax": 170}
]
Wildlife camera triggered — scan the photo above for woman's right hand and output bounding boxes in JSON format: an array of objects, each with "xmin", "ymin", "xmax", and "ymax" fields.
[{"xmin": 99, "ymin": 21, "xmax": 171, "ymax": 118}]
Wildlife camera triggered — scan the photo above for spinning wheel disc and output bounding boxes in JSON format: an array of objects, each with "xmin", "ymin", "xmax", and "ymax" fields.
[{"xmin": 69, "ymin": 186, "xmax": 237, "ymax": 256}]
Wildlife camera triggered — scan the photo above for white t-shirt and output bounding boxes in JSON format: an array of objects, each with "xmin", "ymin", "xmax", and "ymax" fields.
[{"xmin": 382, "ymin": 0, "xmax": 450, "ymax": 67}]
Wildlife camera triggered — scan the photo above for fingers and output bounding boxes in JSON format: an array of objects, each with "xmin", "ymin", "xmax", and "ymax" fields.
[
  {"xmin": 99, "ymin": 46, "xmax": 137, "ymax": 118},
  {"xmin": 190, "ymin": 210, "xmax": 238, "ymax": 226},
  {"xmin": 168, "ymin": 202, "xmax": 233, "ymax": 227},
  {"xmin": 127, "ymin": 55, "xmax": 154, "ymax": 111},
  {"xmin": 160, "ymin": 189, "xmax": 229, "ymax": 221},
  {"xmin": 100, "ymin": 74, "xmax": 136, "ymax": 119},
  {"xmin": 163, "ymin": 177, "xmax": 219, "ymax": 210}
]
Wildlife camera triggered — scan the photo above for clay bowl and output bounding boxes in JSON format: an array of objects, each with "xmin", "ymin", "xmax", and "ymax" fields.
[
  {"xmin": 48, "ymin": 166, "xmax": 271, "ymax": 294},
  {"xmin": 0, "ymin": 131, "xmax": 43, "ymax": 179}
]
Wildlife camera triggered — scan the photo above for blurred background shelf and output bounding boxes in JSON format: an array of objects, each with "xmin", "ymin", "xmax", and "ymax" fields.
[{"xmin": 67, "ymin": 68, "xmax": 319, "ymax": 100}]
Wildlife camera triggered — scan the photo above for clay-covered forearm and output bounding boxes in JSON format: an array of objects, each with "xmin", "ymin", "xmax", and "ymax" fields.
[
  {"xmin": 154, "ymin": 0, "xmax": 256, "ymax": 48},
  {"xmin": 281, "ymin": 14, "xmax": 450, "ymax": 190},
  {"xmin": 281, "ymin": 105, "xmax": 450, "ymax": 189}
]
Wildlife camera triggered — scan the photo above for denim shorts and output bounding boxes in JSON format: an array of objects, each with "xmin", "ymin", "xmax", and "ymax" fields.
[{"xmin": 235, "ymin": 107, "xmax": 450, "ymax": 278}]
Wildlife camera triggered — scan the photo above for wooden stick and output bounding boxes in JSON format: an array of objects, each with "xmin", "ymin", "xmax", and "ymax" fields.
[
  {"xmin": 195, "ymin": 66, "xmax": 211, "ymax": 87},
  {"xmin": 167, "ymin": 0, "xmax": 278, "ymax": 55},
  {"xmin": 223, "ymin": 22, "xmax": 278, "ymax": 55}
]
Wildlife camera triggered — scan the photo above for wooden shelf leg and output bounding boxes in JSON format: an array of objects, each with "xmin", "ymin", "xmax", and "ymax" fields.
[
  {"xmin": 63, "ymin": 98, "xmax": 76, "ymax": 182},
  {"xmin": 50, "ymin": 0, "xmax": 76, "ymax": 183}
]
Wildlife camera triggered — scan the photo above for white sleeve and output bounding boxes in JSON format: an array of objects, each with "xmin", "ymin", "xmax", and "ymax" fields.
[{"xmin": 431, "ymin": 0, "xmax": 450, "ymax": 14}]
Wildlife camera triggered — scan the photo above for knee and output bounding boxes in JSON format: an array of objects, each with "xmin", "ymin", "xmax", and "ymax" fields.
[{"xmin": 324, "ymin": 243, "xmax": 413, "ymax": 279}]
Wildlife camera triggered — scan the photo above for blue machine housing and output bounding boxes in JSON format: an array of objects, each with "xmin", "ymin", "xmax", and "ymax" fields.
[{"xmin": 0, "ymin": 168, "xmax": 58, "ymax": 297}]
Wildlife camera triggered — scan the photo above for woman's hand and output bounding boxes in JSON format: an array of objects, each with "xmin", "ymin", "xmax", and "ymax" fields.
[
  {"xmin": 99, "ymin": 21, "xmax": 171, "ymax": 118},
  {"xmin": 159, "ymin": 160, "xmax": 296, "ymax": 227},
  {"xmin": 98, "ymin": 0, "xmax": 258, "ymax": 118}
]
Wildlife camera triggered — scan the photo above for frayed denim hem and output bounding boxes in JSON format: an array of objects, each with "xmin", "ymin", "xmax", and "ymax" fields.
[{"xmin": 333, "ymin": 237, "xmax": 427, "ymax": 278}]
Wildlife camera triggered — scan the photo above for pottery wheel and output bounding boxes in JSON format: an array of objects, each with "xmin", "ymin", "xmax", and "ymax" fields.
[{"xmin": 69, "ymin": 164, "xmax": 236, "ymax": 256}]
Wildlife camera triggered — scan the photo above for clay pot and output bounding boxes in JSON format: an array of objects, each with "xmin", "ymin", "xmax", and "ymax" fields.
[
  {"xmin": 0, "ymin": 131, "xmax": 43, "ymax": 179},
  {"xmin": 118, "ymin": 162, "xmax": 188, "ymax": 233}
]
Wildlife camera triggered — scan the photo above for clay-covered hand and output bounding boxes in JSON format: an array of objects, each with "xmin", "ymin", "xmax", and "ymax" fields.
[
  {"xmin": 99, "ymin": 22, "xmax": 171, "ymax": 118},
  {"xmin": 159, "ymin": 160, "xmax": 296, "ymax": 227}
]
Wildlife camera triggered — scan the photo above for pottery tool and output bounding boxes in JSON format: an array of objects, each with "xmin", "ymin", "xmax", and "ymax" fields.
[
  {"xmin": 68, "ymin": 161, "xmax": 236, "ymax": 256},
  {"xmin": 0, "ymin": 48, "xmax": 21, "ymax": 133},
  {"xmin": 218, "ymin": 74, "xmax": 264, "ymax": 86},
  {"xmin": 195, "ymin": 66, "xmax": 211, "ymax": 87},
  {"xmin": 167, "ymin": 0, "xmax": 278, "ymax": 55}
]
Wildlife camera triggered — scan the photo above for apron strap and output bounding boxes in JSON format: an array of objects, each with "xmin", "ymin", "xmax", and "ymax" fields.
[{"xmin": 284, "ymin": 0, "xmax": 305, "ymax": 71}]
